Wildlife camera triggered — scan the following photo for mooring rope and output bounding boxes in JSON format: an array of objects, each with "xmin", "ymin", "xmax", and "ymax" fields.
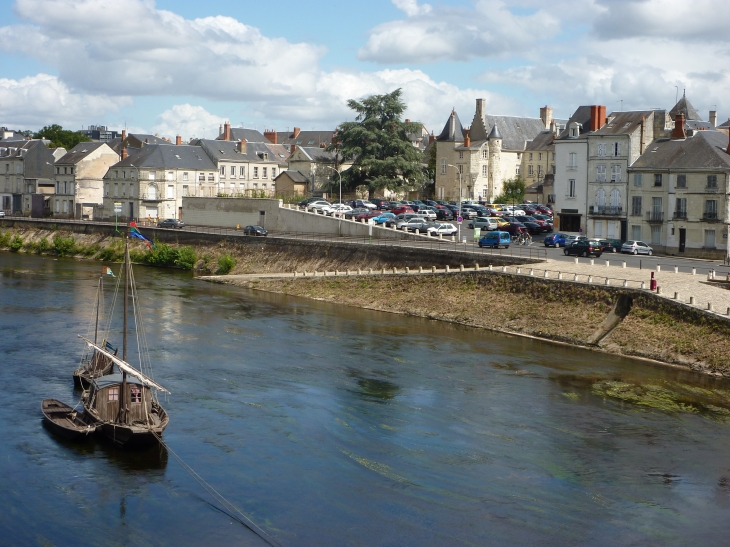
[{"xmin": 151, "ymin": 432, "xmax": 283, "ymax": 547}]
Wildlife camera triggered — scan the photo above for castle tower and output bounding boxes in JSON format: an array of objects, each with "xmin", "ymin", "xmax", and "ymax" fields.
[{"xmin": 487, "ymin": 124, "xmax": 503, "ymax": 201}]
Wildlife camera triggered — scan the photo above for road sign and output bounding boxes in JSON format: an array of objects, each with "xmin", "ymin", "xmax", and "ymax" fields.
[
  {"xmin": 113, "ymin": 202, "xmax": 122, "ymax": 214},
  {"xmin": 457, "ymin": 216, "xmax": 463, "ymax": 223}
]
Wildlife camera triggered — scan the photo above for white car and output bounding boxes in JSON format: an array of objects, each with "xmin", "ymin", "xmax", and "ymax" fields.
[
  {"xmin": 328, "ymin": 204, "xmax": 353, "ymax": 216},
  {"xmin": 468, "ymin": 217, "xmax": 499, "ymax": 230},
  {"xmin": 564, "ymin": 234, "xmax": 588, "ymax": 245},
  {"xmin": 427, "ymin": 223, "xmax": 458, "ymax": 236},
  {"xmin": 414, "ymin": 209, "xmax": 437, "ymax": 221},
  {"xmin": 0, "ymin": 211, "xmax": 5, "ymax": 217},
  {"xmin": 397, "ymin": 218, "xmax": 429, "ymax": 231},
  {"xmin": 360, "ymin": 200, "xmax": 378, "ymax": 210},
  {"xmin": 307, "ymin": 200, "xmax": 333, "ymax": 214},
  {"xmin": 621, "ymin": 240, "xmax": 653, "ymax": 255}
]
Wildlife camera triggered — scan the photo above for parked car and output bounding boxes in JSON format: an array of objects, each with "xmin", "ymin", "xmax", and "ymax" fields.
[
  {"xmin": 369, "ymin": 198, "xmax": 390, "ymax": 210},
  {"xmin": 328, "ymin": 204, "xmax": 353, "ymax": 216},
  {"xmin": 344, "ymin": 207, "xmax": 371, "ymax": 219},
  {"xmin": 356, "ymin": 210, "xmax": 381, "ymax": 222},
  {"xmin": 0, "ymin": 211, "xmax": 5, "ymax": 217},
  {"xmin": 391, "ymin": 205, "xmax": 414, "ymax": 215},
  {"xmin": 468, "ymin": 217, "xmax": 499, "ymax": 231},
  {"xmin": 243, "ymin": 225, "xmax": 267, "ymax": 236},
  {"xmin": 502, "ymin": 222, "xmax": 527, "ymax": 236},
  {"xmin": 434, "ymin": 206, "xmax": 455, "ymax": 220},
  {"xmin": 413, "ymin": 209, "xmax": 437, "ymax": 221},
  {"xmin": 478, "ymin": 231, "xmax": 511, "ymax": 249},
  {"xmin": 372, "ymin": 212, "xmax": 397, "ymax": 226},
  {"xmin": 565, "ymin": 234, "xmax": 588, "ymax": 245},
  {"xmin": 596, "ymin": 239, "xmax": 618, "ymax": 253},
  {"xmin": 349, "ymin": 199, "xmax": 377, "ymax": 210},
  {"xmin": 427, "ymin": 223, "xmax": 458, "ymax": 236},
  {"xmin": 307, "ymin": 200, "xmax": 333, "ymax": 214},
  {"xmin": 544, "ymin": 232, "xmax": 569, "ymax": 247},
  {"xmin": 564, "ymin": 239, "xmax": 603, "ymax": 258},
  {"xmin": 621, "ymin": 240, "xmax": 653, "ymax": 255},
  {"xmin": 398, "ymin": 218, "xmax": 430, "ymax": 232},
  {"xmin": 298, "ymin": 197, "xmax": 322, "ymax": 208},
  {"xmin": 157, "ymin": 218, "xmax": 184, "ymax": 228}
]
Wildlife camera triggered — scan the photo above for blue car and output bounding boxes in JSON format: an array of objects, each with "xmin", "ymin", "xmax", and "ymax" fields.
[
  {"xmin": 478, "ymin": 231, "xmax": 511, "ymax": 249},
  {"xmin": 373, "ymin": 212, "xmax": 397, "ymax": 226},
  {"xmin": 544, "ymin": 232, "xmax": 570, "ymax": 247}
]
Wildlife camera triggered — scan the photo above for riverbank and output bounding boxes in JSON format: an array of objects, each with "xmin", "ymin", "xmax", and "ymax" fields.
[{"xmin": 209, "ymin": 272, "xmax": 730, "ymax": 376}]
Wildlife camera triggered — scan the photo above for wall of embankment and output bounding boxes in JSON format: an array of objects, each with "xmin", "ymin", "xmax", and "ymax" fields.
[{"xmin": 213, "ymin": 271, "xmax": 730, "ymax": 376}]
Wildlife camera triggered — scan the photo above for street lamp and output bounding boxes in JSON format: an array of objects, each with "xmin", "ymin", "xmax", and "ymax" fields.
[
  {"xmin": 447, "ymin": 164, "xmax": 463, "ymax": 240},
  {"xmin": 325, "ymin": 165, "xmax": 342, "ymax": 235}
]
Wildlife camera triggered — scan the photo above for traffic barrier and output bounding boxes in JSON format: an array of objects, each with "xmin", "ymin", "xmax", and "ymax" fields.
[
  {"xmin": 432, "ymin": 266, "xmax": 436, "ymax": 273},
  {"xmin": 606, "ymin": 260, "xmax": 610, "ymax": 267},
  {"xmin": 622, "ymin": 261, "xmax": 626, "ymax": 268},
  {"xmin": 459, "ymin": 264, "xmax": 464, "ymax": 271},
  {"xmin": 690, "ymin": 296, "xmax": 695, "ymax": 305},
  {"xmin": 674, "ymin": 266, "xmax": 678, "ymax": 274},
  {"xmin": 419, "ymin": 266, "xmax": 423, "ymax": 273},
  {"xmin": 516, "ymin": 267, "xmax": 522, "ymax": 274},
  {"xmin": 405, "ymin": 267, "xmax": 410, "ymax": 274},
  {"xmin": 590, "ymin": 259, "xmax": 594, "ymax": 266},
  {"xmin": 605, "ymin": 279, "xmax": 610, "ymax": 286},
  {"xmin": 657, "ymin": 265, "xmax": 661, "ymax": 273},
  {"xmin": 574, "ymin": 257, "xmax": 578, "ymax": 264},
  {"xmin": 674, "ymin": 292, "xmax": 679, "ymax": 299},
  {"xmin": 445, "ymin": 265, "xmax": 450, "ymax": 272},
  {"xmin": 692, "ymin": 268, "xmax": 696, "ymax": 275},
  {"xmin": 588, "ymin": 275, "xmax": 592, "ymax": 283},
  {"xmin": 708, "ymin": 302, "xmax": 713, "ymax": 311},
  {"xmin": 657, "ymin": 286, "xmax": 662, "ymax": 294}
]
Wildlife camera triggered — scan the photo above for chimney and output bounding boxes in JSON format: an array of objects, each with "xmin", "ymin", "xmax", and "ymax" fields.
[
  {"xmin": 237, "ymin": 139, "xmax": 247, "ymax": 154},
  {"xmin": 291, "ymin": 144, "xmax": 297, "ymax": 155},
  {"xmin": 463, "ymin": 128, "xmax": 471, "ymax": 148},
  {"xmin": 671, "ymin": 113, "xmax": 686, "ymax": 139},
  {"xmin": 121, "ymin": 129, "xmax": 127, "ymax": 142},
  {"xmin": 405, "ymin": 119, "xmax": 410, "ymax": 123},
  {"xmin": 144, "ymin": 138, "xmax": 149, "ymax": 144},
  {"xmin": 549, "ymin": 119, "xmax": 557, "ymax": 136},
  {"xmin": 475, "ymin": 98, "xmax": 486, "ymax": 118},
  {"xmin": 710, "ymin": 110, "xmax": 717, "ymax": 127},
  {"xmin": 176, "ymin": 135, "xmax": 182, "ymax": 146},
  {"xmin": 224, "ymin": 121, "xmax": 231, "ymax": 141},
  {"xmin": 599, "ymin": 105, "xmax": 607, "ymax": 127},
  {"xmin": 320, "ymin": 142, "xmax": 326, "ymax": 148},
  {"xmin": 293, "ymin": 127, "xmax": 301, "ymax": 138},
  {"xmin": 429, "ymin": 133, "xmax": 436, "ymax": 145},
  {"xmin": 121, "ymin": 147, "xmax": 128, "ymax": 160},
  {"xmin": 640, "ymin": 116, "xmax": 646, "ymax": 154},
  {"xmin": 219, "ymin": 124, "xmax": 223, "ymax": 137},
  {"xmin": 727, "ymin": 131, "xmax": 730, "ymax": 155},
  {"xmin": 263, "ymin": 129, "xmax": 278, "ymax": 144},
  {"xmin": 540, "ymin": 106, "xmax": 553, "ymax": 130}
]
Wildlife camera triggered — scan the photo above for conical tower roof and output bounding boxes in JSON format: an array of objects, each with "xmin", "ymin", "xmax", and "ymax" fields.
[
  {"xmin": 437, "ymin": 109, "xmax": 465, "ymax": 142},
  {"xmin": 488, "ymin": 124, "xmax": 503, "ymax": 140},
  {"xmin": 669, "ymin": 91, "xmax": 701, "ymax": 121}
]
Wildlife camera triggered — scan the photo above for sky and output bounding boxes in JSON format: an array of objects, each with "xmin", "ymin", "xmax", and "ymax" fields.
[{"xmin": 1, "ymin": 0, "xmax": 729, "ymax": 140}]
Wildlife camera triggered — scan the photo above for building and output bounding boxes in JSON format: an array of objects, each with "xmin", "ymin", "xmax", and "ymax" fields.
[
  {"xmin": 270, "ymin": 127, "xmax": 333, "ymax": 148},
  {"xmin": 434, "ymin": 99, "xmax": 551, "ymax": 203},
  {"xmin": 79, "ymin": 125, "xmax": 119, "ymax": 143},
  {"xmin": 627, "ymin": 119, "xmax": 729, "ymax": 259},
  {"xmin": 0, "ymin": 139, "xmax": 57, "ymax": 215},
  {"xmin": 196, "ymin": 138, "xmax": 289, "ymax": 197},
  {"xmin": 216, "ymin": 122, "xmax": 268, "ymax": 143},
  {"xmin": 274, "ymin": 170, "xmax": 309, "ymax": 198},
  {"xmin": 286, "ymin": 145, "xmax": 352, "ymax": 196},
  {"xmin": 100, "ymin": 144, "xmax": 217, "ymax": 221},
  {"xmin": 53, "ymin": 142, "xmax": 119, "ymax": 219}
]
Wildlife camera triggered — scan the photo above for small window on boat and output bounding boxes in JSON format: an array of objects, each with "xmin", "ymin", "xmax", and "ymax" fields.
[
  {"xmin": 108, "ymin": 387, "xmax": 119, "ymax": 402},
  {"xmin": 131, "ymin": 387, "xmax": 142, "ymax": 403}
]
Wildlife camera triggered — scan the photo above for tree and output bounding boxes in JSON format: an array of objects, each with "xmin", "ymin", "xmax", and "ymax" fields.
[
  {"xmin": 493, "ymin": 176, "xmax": 526, "ymax": 205},
  {"xmin": 33, "ymin": 124, "xmax": 90, "ymax": 149},
  {"xmin": 330, "ymin": 89, "xmax": 424, "ymax": 198}
]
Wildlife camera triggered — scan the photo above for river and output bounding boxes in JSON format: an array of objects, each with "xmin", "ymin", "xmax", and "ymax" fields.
[{"xmin": 2, "ymin": 252, "xmax": 730, "ymax": 546}]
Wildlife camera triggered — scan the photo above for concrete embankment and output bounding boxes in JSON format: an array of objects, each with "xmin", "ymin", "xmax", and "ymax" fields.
[{"xmin": 211, "ymin": 272, "xmax": 730, "ymax": 376}]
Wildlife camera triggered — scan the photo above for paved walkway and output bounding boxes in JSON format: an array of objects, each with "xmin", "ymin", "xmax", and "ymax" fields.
[{"xmin": 203, "ymin": 255, "xmax": 730, "ymax": 319}]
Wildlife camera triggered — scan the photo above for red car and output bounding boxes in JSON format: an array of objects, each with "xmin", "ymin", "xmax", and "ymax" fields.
[
  {"xmin": 391, "ymin": 205, "xmax": 414, "ymax": 215},
  {"xmin": 356, "ymin": 210, "xmax": 381, "ymax": 221}
]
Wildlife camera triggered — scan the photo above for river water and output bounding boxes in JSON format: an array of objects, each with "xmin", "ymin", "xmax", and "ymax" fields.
[{"xmin": 2, "ymin": 252, "xmax": 730, "ymax": 546}]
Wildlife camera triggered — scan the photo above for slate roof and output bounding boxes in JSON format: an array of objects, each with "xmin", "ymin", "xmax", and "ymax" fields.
[
  {"xmin": 487, "ymin": 124, "xmax": 503, "ymax": 140},
  {"xmin": 56, "ymin": 142, "xmax": 111, "ymax": 165},
  {"xmin": 275, "ymin": 170, "xmax": 309, "ymax": 182},
  {"xmin": 128, "ymin": 134, "xmax": 167, "ymax": 146},
  {"xmin": 111, "ymin": 144, "xmax": 216, "ymax": 170},
  {"xmin": 436, "ymin": 110, "xmax": 466, "ymax": 142},
  {"xmin": 556, "ymin": 106, "xmax": 594, "ymax": 140},
  {"xmin": 685, "ymin": 119, "xmax": 714, "ymax": 131},
  {"xmin": 217, "ymin": 128, "xmax": 268, "ymax": 143},
  {"xmin": 197, "ymin": 139, "xmax": 289, "ymax": 167},
  {"xmin": 717, "ymin": 118, "xmax": 730, "ymax": 129},
  {"xmin": 524, "ymin": 130, "xmax": 556, "ymax": 151},
  {"xmin": 631, "ymin": 131, "xmax": 730, "ymax": 170},
  {"xmin": 276, "ymin": 130, "xmax": 333, "ymax": 147},
  {"xmin": 593, "ymin": 110, "xmax": 653, "ymax": 136},
  {"xmin": 669, "ymin": 93, "xmax": 701, "ymax": 121},
  {"xmin": 294, "ymin": 146, "xmax": 338, "ymax": 163}
]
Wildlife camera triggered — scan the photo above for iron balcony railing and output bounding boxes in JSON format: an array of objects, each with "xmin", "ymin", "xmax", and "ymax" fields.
[
  {"xmin": 589, "ymin": 205, "xmax": 623, "ymax": 216},
  {"xmin": 702, "ymin": 211, "xmax": 720, "ymax": 221},
  {"xmin": 672, "ymin": 211, "xmax": 687, "ymax": 220},
  {"xmin": 646, "ymin": 211, "xmax": 664, "ymax": 222}
]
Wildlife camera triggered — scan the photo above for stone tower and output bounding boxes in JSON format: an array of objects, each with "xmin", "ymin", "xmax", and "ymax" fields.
[{"xmin": 487, "ymin": 124, "xmax": 503, "ymax": 201}]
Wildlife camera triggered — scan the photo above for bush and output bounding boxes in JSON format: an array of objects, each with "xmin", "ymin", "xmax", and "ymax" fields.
[
  {"xmin": 145, "ymin": 243, "xmax": 177, "ymax": 267},
  {"xmin": 9, "ymin": 234, "xmax": 23, "ymax": 252},
  {"xmin": 52, "ymin": 235, "xmax": 78, "ymax": 257},
  {"xmin": 97, "ymin": 241, "xmax": 124, "ymax": 262},
  {"xmin": 217, "ymin": 254, "xmax": 236, "ymax": 274},
  {"xmin": 129, "ymin": 249, "xmax": 147, "ymax": 263},
  {"xmin": 0, "ymin": 231, "xmax": 10, "ymax": 248},
  {"xmin": 174, "ymin": 246, "xmax": 197, "ymax": 270},
  {"xmin": 24, "ymin": 237, "xmax": 50, "ymax": 254}
]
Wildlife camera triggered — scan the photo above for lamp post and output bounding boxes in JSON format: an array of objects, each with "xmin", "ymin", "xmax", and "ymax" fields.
[
  {"xmin": 325, "ymin": 165, "xmax": 342, "ymax": 235},
  {"xmin": 448, "ymin": 164, "xmax": 462, "ymax": 241}
]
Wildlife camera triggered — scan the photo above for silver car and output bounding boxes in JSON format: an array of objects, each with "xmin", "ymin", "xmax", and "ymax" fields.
[{"xmin": 621, "ymin": 240, "xmax": 653, "ymax": 255}]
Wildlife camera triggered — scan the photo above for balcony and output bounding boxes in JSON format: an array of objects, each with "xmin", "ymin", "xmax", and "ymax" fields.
[
  {"xmin": 702, "ymin": 211, "xmax": 721, "ymax": 222},
  {"xmin": 589, "ymin": 205, "xmax": 623, "ymax": 216},
  {"xmin": 141, "ymin": 193, "xmax": 164, "ymax": 202},
  {"xmin": 646, "ymin": 211, "xmax": 664, "ymax": 223},
  {"xmin": 672, "ymin": 211, "xmax": 687, "ymax": 220}
]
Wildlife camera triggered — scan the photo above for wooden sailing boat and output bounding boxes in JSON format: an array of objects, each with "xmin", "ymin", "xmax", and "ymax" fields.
[
  {"xmin": 73, "ymin": 276, "xmax": 115, "ymax": 388},
  {"xmin": 41, "ymin": 398, "xmax": 98, "ymax": 440},
  {"xmin": 81, "ymin": 237, "xmax": 170, "ymax": 448}
]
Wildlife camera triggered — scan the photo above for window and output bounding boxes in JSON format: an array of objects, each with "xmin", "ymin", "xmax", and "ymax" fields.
[
  {"xmin": 64, "ymin": 167, "xmax": 68, "ymax": 174},
  {"xmin": 676, "ymin": 174, "xmax": 686, "ymax": 188},
  {"xmin": 121, "ymin": 184, "xmax": 126, "ymax": 197},
  {"xmin": 130, "ymin": 387, "xmax": 141, "ymax": 404},
  {"xmin": 253, "ymin": 167, "xmax": 259, "ymax": 178},
  {"xmin": 262, "ymin": 167, "xmax": 267, "ymax": 178},
  {"xmin": 459, "ymin": 151, "xmax": 464, "ymax": 159},
  {"xmin": 114, "ymin": 170, "xmax": 118, "ymax": 178},
  {"xmin": 56, "ymin": 166, "xmax": 59, "ymax": 174},
  {"xmin": 272, "ymin": 168, "xmax": 277, "ymax": 178},
  {"xmin": 148, "ymin": 172, "xmax": 155, "ymax": 181},
  {"xmin": 183, "ymin": 172, "xmax": 188, "ymax": 181},
  {"xmin": 612, "ymin": 142, "xmax": 620, "ymax": 156},
  {"xmin": 607, "ymin": 220, "xmax": 616, "ymax": 238},
  {"xmin": 262, "ymin": 183, "xmax": 267, "ymax": 189},
  {"xmin": 705, "ymin": 199, "xmax": 717, "ymax": 219},
  {"xmin": 148, "ymin": 183, "xmax": 157, "ymax": 200},
  {"xmin": 596, "ymin": 165, "xmax": 606, "ymax": 182},
  {"xmin": 131, "ymin": 171, "xmax": 135, "ymax": 180},
  {"xmin": 122, "ymin": 171, "xmax": 126, "ymax": 179},
  {"xmin": 632, "ymin": 225, "xmax": 642, "ymax": 241},
  {"xmin": 105, "ymin": 183, "xmax": 109, "ymax": 197},
  {"xmin": 198, "ymin": 173, "xmax": 205, "ymax": 181},
  {"xmin": 633, "ymin": 173, "xmax": 642, "ymax": 186},
  {"xmin": 516, "ymin": 166, "xmax": 520, "ymax": 174},
  {"xmin": 538, "ymin": 153, "xmax": 542, "ymax": 160},
  {"xmin": 167, "ymin": 185, "xmax": 174, "ymax": 199},
  {"xmin": 482, "ymin": 149, "xmax": 488, "ymax": 159},
  {"xmin": 129, "ymin": 184, "xmax": 134, "ymax": 198},
  {"xmin": 610, "ymin": 165, "xmax": 621, "ymax": 182},
  {"xmin": 675, "ymin": 197, "xmax": 686, "ymax": 218},
  {"xmin": 568, "ymin": 153, "xmax": 577, "ymax": 169},
  {"xmin": 108, "ymin": 387, "xmax": 119, "ymax": 402},
  {"xmin": 166, "ymin": 171, "xmax": 173, "ymax": 181},
  {"xmin": 537, "ymin": 166, "xmax": 543, "ymax": 178},
  {"xmin": 220, "ymin": 166, "xmax": 226, "ymax": 176},
  {"xmin": 457, "ymin": 165, "xmax": 463, "ymax": 174},
  {"xmin": 54, "ymin": 199, "xmax": 60, "ymax": 212},
  {"xmin": 594, "ymin": 220, "xmax": 602, "ymax": 237},
  {"xmin": 183, "ymin": 185, "xmax": 189, "ymax": 196},
  {"xmin": 654, "ymin": 173, "xmax": 662, "ymax": 187},
  {"xmin": 441, "ymin": 159, "xmax": 446, "ymax": 174},
  {"xmin": 568, "ymin": 179, "xmax": 576, "ymax": 197},
  {"xmin": 114, "ymin": 183, "xmax": 118, "ymax": 197},
  {"xmin": 631, "ymin": 196, "xmax": 642, "ymax": 216},
  {"xmin": 230, "ymin": 165, "xmax": 236, "ymax": 176},
  {"xmin": 240, "ymin": 166, "xmax": 245, "ymax": 177},
  {"xmin": 596, "ymin": 188, "xmax": 606, "ymax": 206},
  {"xmin": 610, "ymin": 188, "xmax": 621, "ymax": 207},
  {"xmin": 597, "ymin": 143, "xmax": 606, "ymax": 156},
  {"xmin": 707, "ymin": 175, "xmax": 718, "ymax": 188},
  {"xmin": 207, "ymin": 173, "xmax": 214, "ymax": 181},
  {"xmin": 705, "ymin": 229, "xmax": 716, "ymax": 248},
  {"xmin": 529, "ymin": 153, "xmax": 533, "ymax": 160},
  {"xmin": 528, "ymin": 165, "xmax": 534, "ymax": 175},
  {"xmin": 253, "ymin": 183, "xmax": 258, "ymax": 189},
  {"xmin": 651, "ymin": 225, "xmax": 661, "ymax": 245}
]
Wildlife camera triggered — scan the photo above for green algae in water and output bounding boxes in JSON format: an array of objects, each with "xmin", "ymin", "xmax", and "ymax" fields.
[{"xmin": 562, "ymin": 392, "xmax": 580, "ymax": 400}]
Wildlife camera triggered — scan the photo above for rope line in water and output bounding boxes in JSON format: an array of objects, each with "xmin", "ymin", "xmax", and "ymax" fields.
[{"xmin": 151, "ymin": 432, "xmax": 283, "ymax": 547}]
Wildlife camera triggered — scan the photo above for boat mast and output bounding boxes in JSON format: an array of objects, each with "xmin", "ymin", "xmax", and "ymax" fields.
[
  {"xmin": 120, "ymin": 237, "xmax": 129, "ymax": 425},
  {"xmin": 94, "ymin": 277, "xmax": 101, "ymax": 345}
]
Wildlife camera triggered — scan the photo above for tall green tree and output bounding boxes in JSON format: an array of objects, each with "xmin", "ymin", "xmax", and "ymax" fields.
[
  {"xmin": 33, "ymin": 124, "xmax": 90, "ymax": 149},
  {"xmin": 493, "ymin": 176, "xmax": 526, "ymax": 206},
  {"xmin": 330, "ymin": 89, "xmax": 424, "ymax": 197}
]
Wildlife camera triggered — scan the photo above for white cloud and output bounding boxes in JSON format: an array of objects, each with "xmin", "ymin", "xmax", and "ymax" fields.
[
  {"xmin": 0, "ymin": 73, "xmax": 130, "ymax": 129},
  {"xmin": 150, "ymin": 104, "xmax": 226, "ymax": 141},
  {"xmin": 392, "ymin": 0, "xmax": 432, "ymax": 17},
  {"xmin": 358, "ymin": 0, "xmax": 561, "ymax": 63}
]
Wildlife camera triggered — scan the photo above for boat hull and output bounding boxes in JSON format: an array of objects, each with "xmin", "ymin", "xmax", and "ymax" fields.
[
  {"xmin": 97, "ymin": 422, "xmax": 166, "ymax": 448},
  {"xmin": 41, "ymin": 399, "xmax": 97, "ymax": 441}
]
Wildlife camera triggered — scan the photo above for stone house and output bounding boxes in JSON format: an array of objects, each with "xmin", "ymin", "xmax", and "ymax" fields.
[
  {"xmin": 0, "ymin": 139, "xmax": 57, "ymax": 215},
  {"xmin": 274, "ymin": 170, "xmax": 309, "ymax": 198},
  {"xmin": 627, "ymin": 121, "xmax": 730, "ymax": 259},
  {"xmin": 434, "ymin": 99, "xmax": 550, "ymax": 203},
  {"xmin": 269, "ymin": 127, "xmax": 333, "ymax": 149},
  {"xmin": 286, "ymin": 145, "xmax": 352, "ymax": 197},
  {"xmin": 100, "ymin": 144, "xmax": 217, "ymax": 221},
  {"xmin": 53, "ymin": 142, "xmax": 119, "ymax": 219}
]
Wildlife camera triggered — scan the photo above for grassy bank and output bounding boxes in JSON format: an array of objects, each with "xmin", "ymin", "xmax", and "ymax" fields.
[{"xmin": 219, "ymin": 273, "xmax": 730, "ymax": 375}]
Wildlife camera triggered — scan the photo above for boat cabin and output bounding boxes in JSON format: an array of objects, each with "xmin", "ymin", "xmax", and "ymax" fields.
[{"xmin": 87, "ymin": 374, "xmax": 153, "ymax": 423}]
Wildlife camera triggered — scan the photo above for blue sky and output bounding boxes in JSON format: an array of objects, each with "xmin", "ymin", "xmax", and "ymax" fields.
[{"xmin": 1, "ymin": 0, "xmax": 728, "ymax": 138}]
